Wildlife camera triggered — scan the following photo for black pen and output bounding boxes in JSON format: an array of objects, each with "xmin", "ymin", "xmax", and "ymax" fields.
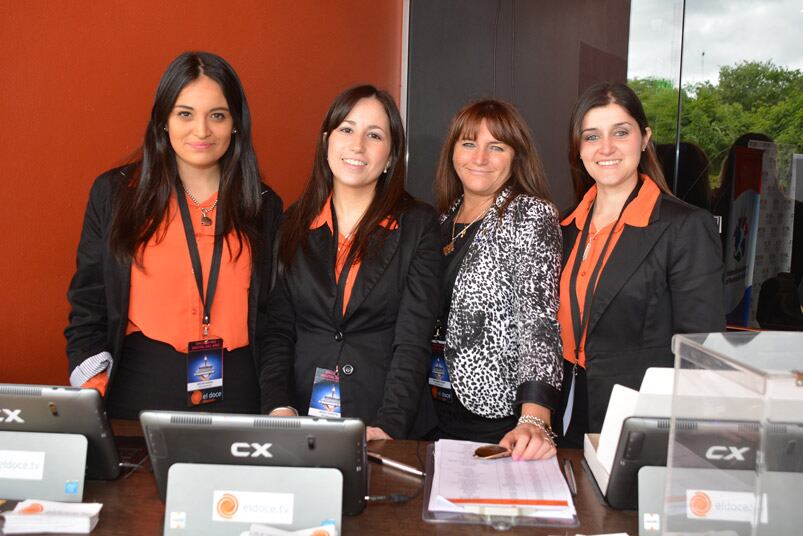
[
  {"xmin": 563, "ymin": 458, "xmax": 577, "ymax": 496},
  {"xmin": 367, "ymin": 451, "xmax": 425, "ymax": 477}
]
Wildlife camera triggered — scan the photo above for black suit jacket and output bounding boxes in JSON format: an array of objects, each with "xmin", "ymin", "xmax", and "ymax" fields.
[
  {"xmin": 258, "ymin": 201, "xmax": 441, "ymax": 439},
  {"xmin": 65, "ymin": 166, "xmax": 283, "ymax": 388},
  {"xmin": 560, "ymin": 192, "xmax": 725, "ymax": 432}
]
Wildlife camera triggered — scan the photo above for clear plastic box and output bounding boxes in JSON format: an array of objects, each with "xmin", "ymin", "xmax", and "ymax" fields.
[{"xmin": 662, "ymin": 332, "xmax": 803, "ymax": 535}]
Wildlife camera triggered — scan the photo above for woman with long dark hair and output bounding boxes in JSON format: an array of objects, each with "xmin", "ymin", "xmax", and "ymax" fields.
[
  {"xmin": 557, "ymin": 82, "xmax": 724, "ymax": 446},
  {"xmin": 65, "ymin": 51, "xmax": 282, "ymax": 418},
  {"xmin": 433, "ymin": 100, "xmax": 563, "ymax": 461},
  {"xmin": 258, "ymin": 85, "xmax": 440, "ymax": 440}
]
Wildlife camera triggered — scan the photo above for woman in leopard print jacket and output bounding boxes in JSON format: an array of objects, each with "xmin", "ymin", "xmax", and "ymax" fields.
[{"xmin": 432, "ymin": 100, "xmax": 563, "ymax": 461}]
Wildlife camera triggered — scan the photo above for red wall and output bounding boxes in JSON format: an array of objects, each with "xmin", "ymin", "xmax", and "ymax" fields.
[{"xmin": 0, "ymin": 1, "xmax": 403, "ymax": 383}]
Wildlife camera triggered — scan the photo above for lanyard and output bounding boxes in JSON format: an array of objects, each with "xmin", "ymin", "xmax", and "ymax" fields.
[
  {"xmin": 175, "ymin": 181, "xmax": 224, "ymax": 338},
  {"xmin": 568, "ymin": 181, "xmax": 641, "ymax": 367}
]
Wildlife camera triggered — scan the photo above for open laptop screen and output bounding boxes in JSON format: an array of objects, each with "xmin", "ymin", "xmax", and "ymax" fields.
[{"xmin": 139, "ymin": 411, "xmax": 368, "ymax": 516}]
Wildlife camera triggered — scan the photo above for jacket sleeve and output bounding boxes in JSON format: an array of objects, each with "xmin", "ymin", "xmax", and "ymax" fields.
[
  {"xmin": 373, "ymin": 206, "xmax": 442, "ymax": 438},
  {"xmin": 257, "ymin": 249, "xmax": 296, "ymax": 414},
  {"xmin": 669, "ymin": 207, "xmax": 726, "ymax": 332},
  {"xmin": 64, "ymin": 173, "xmax": 116, "ymax": 375},
  {"xmin": 512, "ymin": 200, "xmax": 563, "ymax": 412}
]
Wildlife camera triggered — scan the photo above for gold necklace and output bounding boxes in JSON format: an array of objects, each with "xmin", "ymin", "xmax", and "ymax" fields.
[{"xmin": 442, "ymin": 202, "xmax": 492, "ymax": 256}]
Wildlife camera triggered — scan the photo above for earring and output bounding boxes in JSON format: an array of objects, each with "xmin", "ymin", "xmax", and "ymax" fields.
[
  {"xmin": 163, "ymin": 127, "xmax": 168, "ymax": 132},
  {"xmin": 383, "ymin": 162, "xmax": 391, "ymax": 174},
  {"xmin": 232, "ymin": 128, "xmax": 238, "ymax": 134}
]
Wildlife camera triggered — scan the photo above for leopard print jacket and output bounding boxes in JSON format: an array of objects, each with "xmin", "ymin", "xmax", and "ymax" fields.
[{"xmin": 441, "ymin": 188, "xmax": 563, "ymax": 418}]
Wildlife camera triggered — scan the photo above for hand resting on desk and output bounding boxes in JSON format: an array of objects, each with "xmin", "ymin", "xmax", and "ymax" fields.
[{"xmin": 499, "ymin": 403, "xmax": 557, "ymax": 461}]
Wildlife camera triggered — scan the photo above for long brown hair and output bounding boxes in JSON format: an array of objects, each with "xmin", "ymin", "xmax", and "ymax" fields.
[
  {"xmin": 278, "ymin": 85, "xmax": 411, "ymax": 267},
  {"xmin": 434, "ymin": 99, "xmax": 553, "ymax": 215},
  {"xmin": 109, "ymin": 51, "xmax": 264, "ymax": 263},
  {"xmin": 568, "ymin": 82, "xmax": 671, "ymax": 203}
]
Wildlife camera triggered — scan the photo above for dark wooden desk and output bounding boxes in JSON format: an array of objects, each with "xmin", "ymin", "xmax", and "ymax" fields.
[{"xmin": 2, "ymin": 422, "xmax": 637, "ymax": 535}]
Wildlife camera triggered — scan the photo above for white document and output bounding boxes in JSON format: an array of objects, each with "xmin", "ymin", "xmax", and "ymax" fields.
[
  {"xmin": 596, "ymin": 367, "xmax": 676, "ymax": 474},
  {"xmin": 597, "ymin": 384, "xmax": 640, "ymax": 472},
  {"xmin": 427, "ymin": 440, "xmax": 576, "ymax": 519},
  {"xmin": 245, "ymin": 521, "xmax": 337, "ymax": 536},
  {"xmin": 1, "ymin": 499, "xmax": 101, "ymax": 534}
]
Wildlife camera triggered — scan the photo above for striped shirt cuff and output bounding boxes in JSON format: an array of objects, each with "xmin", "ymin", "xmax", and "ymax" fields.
[{"xmin": 69, "ymin": 351, "xmax": 114, "ymax": 387}]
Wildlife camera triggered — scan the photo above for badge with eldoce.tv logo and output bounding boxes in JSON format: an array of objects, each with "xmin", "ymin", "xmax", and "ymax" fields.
[
  {"xmin": 186, "ymin": 338, "xmax": 224, "ymax": 407},
  {"xmin": 212, "ymin": 490, "xmax": 294, "ymax": 524}
]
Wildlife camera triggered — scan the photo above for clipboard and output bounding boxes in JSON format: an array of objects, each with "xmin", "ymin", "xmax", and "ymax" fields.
[{"xmin": 420, "ymin": 444, "xmax": 579, "ymax": 529}]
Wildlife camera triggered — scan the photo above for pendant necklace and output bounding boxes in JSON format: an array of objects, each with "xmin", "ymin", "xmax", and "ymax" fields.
[
  {"xmin": 442, "ymin": 201, "xmax": 492, "ymax": 256},
  {"xmin": 183, "ymin": 186, "xmax": 218, "ymax": 226},
  {"xmin": 582, "ymin": 228, "xmax": 601, "ymax": 261}
]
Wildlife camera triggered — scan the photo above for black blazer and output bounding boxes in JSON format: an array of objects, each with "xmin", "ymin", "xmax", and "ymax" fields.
[
  {"xmin": 64, "ymin": 166, "xmax": 283, "ymax": 388},
  {"xmin": 560, "ymin": 192, "xmax": 725, "ymax": 432},
  {"xmin": 258, "ymin": 200, "xmax": 441, "ymax": 439}
]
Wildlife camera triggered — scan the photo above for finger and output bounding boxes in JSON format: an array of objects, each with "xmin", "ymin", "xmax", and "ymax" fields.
[
  {"xmin": 498, "ymin": 431, "xmax": 515, "ymax": 451},
  {"xmin": 520, "ymin": 433, "xmax": 546, "ymax": 461},
  {"xmin": 533, "ymin": 433, "xmax": 557, "ymax": 460},
  {"xmin": 511, "ymin": 428, "xmax": 531, "ymax": 460}
]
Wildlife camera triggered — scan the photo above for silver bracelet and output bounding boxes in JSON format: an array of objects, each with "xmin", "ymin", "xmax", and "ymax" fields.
[{"xmin": 517, "ymin": 415, "xmax": 557, "ymax": 445}]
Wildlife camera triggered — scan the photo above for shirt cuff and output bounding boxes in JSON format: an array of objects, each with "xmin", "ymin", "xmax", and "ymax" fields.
[
  {"xmin": 515, "ymin": 380, "xmax": 561, "ymax": 413},
  {"xmin": 69, "ymin": 351, "xmax": 114, "ymax": 387}
]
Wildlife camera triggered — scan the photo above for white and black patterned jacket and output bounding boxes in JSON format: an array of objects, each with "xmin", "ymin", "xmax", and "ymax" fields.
[{"xmin": 442, "ymin": 188, "xmax": 563, "ymax": 419}]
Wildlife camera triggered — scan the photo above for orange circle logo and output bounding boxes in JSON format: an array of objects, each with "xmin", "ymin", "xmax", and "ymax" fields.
[
  {"xmin": 20, "ymin": 502, "xmax": 44, "ymax": 515},
  {"xmin": 190, "ymin": 390, "xmax": 203, "ymax": 405},
  {"xmin": 216, "ymin": 494, "xmax": 239, "ymax": 519},
  {"xmin": 689, "ymin": 491, "xmax": 712, "ymax": 517}
]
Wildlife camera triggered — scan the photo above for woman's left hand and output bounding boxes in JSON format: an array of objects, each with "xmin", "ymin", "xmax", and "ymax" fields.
[
  {"xmin": 499, "ymin": 423, "xmax": 556, "ymax": 461},
  {"xmin": 366, "ymin": 426, "xmax": 393, "ymax": 441}
]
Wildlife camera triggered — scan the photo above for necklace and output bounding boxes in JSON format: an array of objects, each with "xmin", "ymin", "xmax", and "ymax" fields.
[
  {"xmin": 183, "ymin": 187, "xmax": 218, "ymax": 226},
  {"xmin": 442, "ymin": 201, "xmax": 492, "ymax": 256},
  {"xmin": 582, "ymin": 228, "xmax": 602, "ymax": 261}
]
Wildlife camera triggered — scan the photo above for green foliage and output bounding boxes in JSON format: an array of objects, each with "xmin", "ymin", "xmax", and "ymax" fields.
[{"xmin": 631, "ymin": 61, "xmax": 803, "ymax": 180}]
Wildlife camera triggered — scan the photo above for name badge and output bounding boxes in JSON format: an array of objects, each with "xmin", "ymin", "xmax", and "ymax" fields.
[
  {"xmin": 186, "ymin": 338, "xmax": 224, "ymax": 407},
  {"xmin": 429, "ymin": 340, "xmax": 453, "ymax": 403},
  {"xmin": 308, "ymin": 367, "xmax": 341, "ymax": 418}
]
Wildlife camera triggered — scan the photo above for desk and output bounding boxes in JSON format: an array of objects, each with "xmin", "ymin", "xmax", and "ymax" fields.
[{"xmin": 2, "ymin": 421, "xmax": 637, "ymax": 535}]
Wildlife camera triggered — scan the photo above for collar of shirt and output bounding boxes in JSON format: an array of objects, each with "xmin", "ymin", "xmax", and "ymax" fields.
[
  {"xmin": 309, "ymin": 194, "xmax": 399, "ymax": 232},
  {"xmin": 561, "ymin": 174, "xmax": 662, "ymax": 232}
]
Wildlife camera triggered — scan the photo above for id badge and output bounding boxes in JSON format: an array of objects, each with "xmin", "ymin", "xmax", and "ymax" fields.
[
  {"xmin": 308, "ymin": 367, "xmax": 341, "ymax": 418},
  {"xmin": 429, "ymin": 339, "xmax": 454, "ymax": 403},
  {"xmin": 186, "ymin": 338, "xmax": 224, "ymax": 406}
]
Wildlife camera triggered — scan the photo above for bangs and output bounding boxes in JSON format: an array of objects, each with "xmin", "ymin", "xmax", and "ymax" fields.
[{"xmin": 455, "ymin": 109, "xmax": 514, "ymax": 146}]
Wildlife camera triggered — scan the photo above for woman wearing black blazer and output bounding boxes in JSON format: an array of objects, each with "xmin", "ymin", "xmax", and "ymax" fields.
[
  {"xmin": 65, "ymin": 52, "xmax": 282, "ymax": 418},
  {"xmin": 557, "ymin": 83, "xmax": 725, "ymax": 446},
  {"xmin": 258, "ymin": 85, "xmax": 440, "ymax": 440}
]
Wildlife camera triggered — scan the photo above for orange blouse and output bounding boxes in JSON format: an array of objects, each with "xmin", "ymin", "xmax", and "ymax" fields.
[
  {"xmin": 309, "ymin": 196, "xmax": 397, "ymax": 315},
  {"xmin": 126, "ymin": 191, "xmax": 252, "ymax": 352},
  {"xmin": 557, "ymin": 176, "xmax": 661, "ymax": 368}
]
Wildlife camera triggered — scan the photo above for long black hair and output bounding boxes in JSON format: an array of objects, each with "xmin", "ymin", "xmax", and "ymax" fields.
[
  {"xmin": 278, "ymin": 84, "xmax": 411, "ymax": 267},
  {"xmin": 110, "ymin": 51, "xmax": 263, "ymax": 262}
]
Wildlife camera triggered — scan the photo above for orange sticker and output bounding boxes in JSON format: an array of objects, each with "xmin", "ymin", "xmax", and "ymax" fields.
[{"xmin": 20, "ymin": 502, "xmax": 44, "ymax": 515}]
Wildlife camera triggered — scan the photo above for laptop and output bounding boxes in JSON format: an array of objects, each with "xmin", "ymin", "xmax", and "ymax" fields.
[
  {"xmin": 0, "ymin": 383, "xmax": 120, "ymax": 480},
  {"xmin": 139, "ymin": 410, "xmax": 368, "ymax": 515}
]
